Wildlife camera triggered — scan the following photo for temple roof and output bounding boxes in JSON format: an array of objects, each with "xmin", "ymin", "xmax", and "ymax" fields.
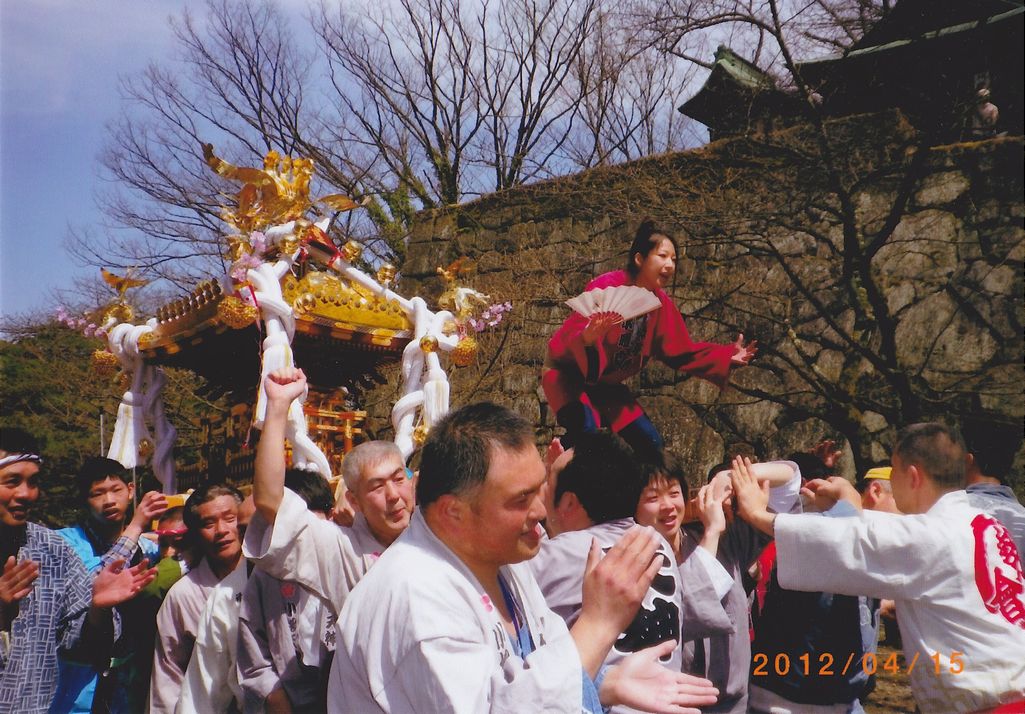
[
  {"xmin": 140, "ymin": 275, "xmax": 411, "ymax": 392},
  {"xmin": 799, "ymin": 3, "xmax": 1023, "ymax": 71},
  {"xmin": 679, "ymin": 46, "xmax": 804, "ymax": 139}
]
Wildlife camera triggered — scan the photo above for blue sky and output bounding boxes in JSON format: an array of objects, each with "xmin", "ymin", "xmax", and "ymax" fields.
[{"xmin": 1, "ymin": 1, "xmax": 186, "ymax": 320}]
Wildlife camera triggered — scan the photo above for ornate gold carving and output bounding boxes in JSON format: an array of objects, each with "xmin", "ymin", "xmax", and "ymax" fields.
[
  {"xmin": 217, "ymin": 295, "xmax": 260, "ymax": 329},
  {"xmin": 451, "ymin": 335, "xmax": 478, "ymax": 367},
  {"xmin": 419, "ymin": 335, "xmax": 439, "ymax": 353},
  {"xmin": 376, "ymin": 263, "xmax": 396, "ymax": 288},
  {"xmin": 91, "ymin": 350, "xmax": 120, "ymax": 376}
]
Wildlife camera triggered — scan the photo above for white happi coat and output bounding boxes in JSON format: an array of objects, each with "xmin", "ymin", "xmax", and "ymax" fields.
[
  {"xmin": 775, "ymin": 490, "xmax": 1025, "ymax": 714},
  {"xmin": 530, "ymin": 518, "xmax": 684, "ymax": 674},
  {"xmin": 329, "ymin": 510, "xmax": 584, "ymax": 713},
  {"xmin": 242, "ymin": 488, "xmax": 388, "ymax": 616},
  {"xmin": 177, "ymin": 559, "xmax": 248, "ymax": 713},
  {"xmin": 149, "ymin": 559, "xmax": 222, "ymax": 714}
]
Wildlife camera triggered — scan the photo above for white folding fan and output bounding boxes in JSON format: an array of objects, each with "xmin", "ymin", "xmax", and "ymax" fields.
[{"xmin": 565, "ymin": 285, "xmax": 661, "ymax": 322}]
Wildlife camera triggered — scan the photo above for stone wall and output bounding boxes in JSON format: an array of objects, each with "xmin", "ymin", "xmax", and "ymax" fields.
[{"xmin": 361, "ymin": 111, "xmax": 1024, "ymax": 487}]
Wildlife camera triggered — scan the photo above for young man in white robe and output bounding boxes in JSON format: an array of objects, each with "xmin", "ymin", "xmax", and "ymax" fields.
[
  {"xmin": 633, "ymin": 453, "xmax": 801, "ymax": 714},
  {"xmin": 733, "ymin": 423, "xmax": 1025, "ymax": 714},
  {"xmin": 328, "ymin": 398, "xmax": 721, "ymax": 713},
  {"xmin": 175, "ymin": 496, "xmax": 255, "ymax": 713}
]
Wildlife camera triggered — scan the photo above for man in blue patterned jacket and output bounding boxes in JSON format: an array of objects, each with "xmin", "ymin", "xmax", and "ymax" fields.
[{"xmin": 0, "ymin": 428, "xmax": 155, "ymax": 714}]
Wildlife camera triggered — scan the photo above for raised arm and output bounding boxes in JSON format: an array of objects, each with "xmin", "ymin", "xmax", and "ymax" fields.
[
  {"xmin": 101, "ymin": 490, "xmax": 168, "ymax": 569},
  {"xmin": 709, "ymin": 457, "xmax": 801, "ymax": 510},
  {"xmin": 253, "ymin": 368, "xmax": 307, "ymax": 524}
]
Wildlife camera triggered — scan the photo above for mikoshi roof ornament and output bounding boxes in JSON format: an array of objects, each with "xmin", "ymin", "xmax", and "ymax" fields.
[{"xmin": 85, "ymin": 145, "xmax": 507, "ymax": 492}]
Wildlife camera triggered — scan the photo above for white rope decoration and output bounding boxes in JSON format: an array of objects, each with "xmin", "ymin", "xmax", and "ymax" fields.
[
  {"xmin": 105, "ymin": 319, "xmax": 178, "ymax": 492},
  {"xmin": 248, "ymin": 223, "xmax": 331, "ymax": 478},
  {"xmin": 307, "ymin": 247, "xmax": 459, "ymax": 461}
]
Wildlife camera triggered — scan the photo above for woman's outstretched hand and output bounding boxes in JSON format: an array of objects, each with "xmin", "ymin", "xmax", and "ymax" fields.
[{"xmin": 730, "ymin": 333, "xmax": 758, "ymax": 366}]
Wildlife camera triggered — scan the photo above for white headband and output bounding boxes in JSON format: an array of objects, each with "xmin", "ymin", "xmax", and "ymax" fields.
[{"xmin": 0, "ymin": 453, "xmax": 43, "ymax": 469}]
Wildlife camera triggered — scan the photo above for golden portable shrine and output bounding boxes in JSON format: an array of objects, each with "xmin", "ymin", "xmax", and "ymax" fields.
[
  {"xmin": 76, "ymin": 145, "xmax": 507, "ymax": 498},
  {"xmin": 147, "ymin": 269, "xmax": 409, "ymax": 491}
]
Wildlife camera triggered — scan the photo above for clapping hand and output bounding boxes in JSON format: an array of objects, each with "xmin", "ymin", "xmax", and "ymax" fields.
[
  {"xmin": 0, "ymin": 556, "xmax": 39, "ymax": 606},
  {"xmin": 92, "ymin": 558, "xmax": 157, "ymax": 609},
  {"xmin": 731, "ymin": 456, "xmax": 773, "ymax": 535},
  {"xmin": 811, "ymin": 439, "xmax": 843, "ymax": 470},
  {"xmin": 581, "ymin": 526, "xmax": 661, "ymax": 636},
  {"xmin": 601, "ymin": 639, "xmax": 719, "ymax": 714},
  {"xmin": 544, "ymin": 438, "xmax": 566, "ymax": 475},
  {"xmin": 695, "ymin": 484, "xmax": 727, "ymax": 537},
  {"xmin": 801, "ymin": 477, "xmax": 861, "ymax": 513}
]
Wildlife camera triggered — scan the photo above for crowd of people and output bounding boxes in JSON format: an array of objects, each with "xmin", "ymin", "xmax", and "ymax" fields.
[{"xmin": 1, "ymin": 222, "xmax": 1024, "ymax": 713}]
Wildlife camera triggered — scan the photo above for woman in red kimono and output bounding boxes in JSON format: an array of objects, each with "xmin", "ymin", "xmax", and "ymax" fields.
[{"xmin": 542, "ymin": 220, "xmax": 757, "ymax": 458}]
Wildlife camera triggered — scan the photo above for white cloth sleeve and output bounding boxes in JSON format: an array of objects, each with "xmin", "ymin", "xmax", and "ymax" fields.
[
  {"xmin": 766, "ymin": 460, "xmax": 802, "ymax": 514},
  {"xmin": 244, "ymin": 487, "xmax": 352, "ymax": 608},
  {"xmin": 774, "ymin": 509, "xmax": 939, "ymax": 601},
  {"xmin": 149, "ymin": 592, "xmax": 192, "ymax": 714},
  {"xmin": 691, "ymin": 546, "xmax": 734, "ymax": 600}
]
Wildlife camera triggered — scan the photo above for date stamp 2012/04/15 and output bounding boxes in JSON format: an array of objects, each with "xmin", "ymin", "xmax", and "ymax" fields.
[{"xmin": 752, "ymin": 651, "xmax": 965, "ymax": 677}]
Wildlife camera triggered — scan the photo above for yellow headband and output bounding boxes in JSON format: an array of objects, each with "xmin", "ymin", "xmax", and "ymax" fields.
[{"xmin": 864, "ymin": 466, "xmax": 891, "ymax": 481}]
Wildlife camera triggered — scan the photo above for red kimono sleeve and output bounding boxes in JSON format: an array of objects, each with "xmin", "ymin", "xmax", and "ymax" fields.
[{"xmin": 653, "ymin": 295, "xmax": 733, "ymax": 388}]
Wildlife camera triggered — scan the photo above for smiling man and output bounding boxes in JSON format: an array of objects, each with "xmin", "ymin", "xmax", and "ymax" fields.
[
  {"xmin": 149, "ymin": 483, "xmax": 245, "ymax": 713},
  {"xmin": 329, "ymin": 402, "xmax": 719, "ymax": 713},
  {"xmin": 0, "ymin": 428, "xmax": 155, "ymax": 714},
  {"xmin": 530, "ymin": 431, "xmax": 688, "ymax": 687}
]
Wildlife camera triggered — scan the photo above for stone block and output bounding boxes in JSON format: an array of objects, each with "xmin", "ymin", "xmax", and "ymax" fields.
[
  {"xmin": 914, "ymin": 171, "xmax": 970, "ymax": 207},
  {"xmin": 895, "ymin": 292, "xmax": 998, "ymax": 373}
]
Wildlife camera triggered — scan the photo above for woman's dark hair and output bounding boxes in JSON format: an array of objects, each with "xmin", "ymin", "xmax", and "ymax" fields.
[{"xmin": 625, "ymin": 219, "xmax": 679, "ymax": 277}]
